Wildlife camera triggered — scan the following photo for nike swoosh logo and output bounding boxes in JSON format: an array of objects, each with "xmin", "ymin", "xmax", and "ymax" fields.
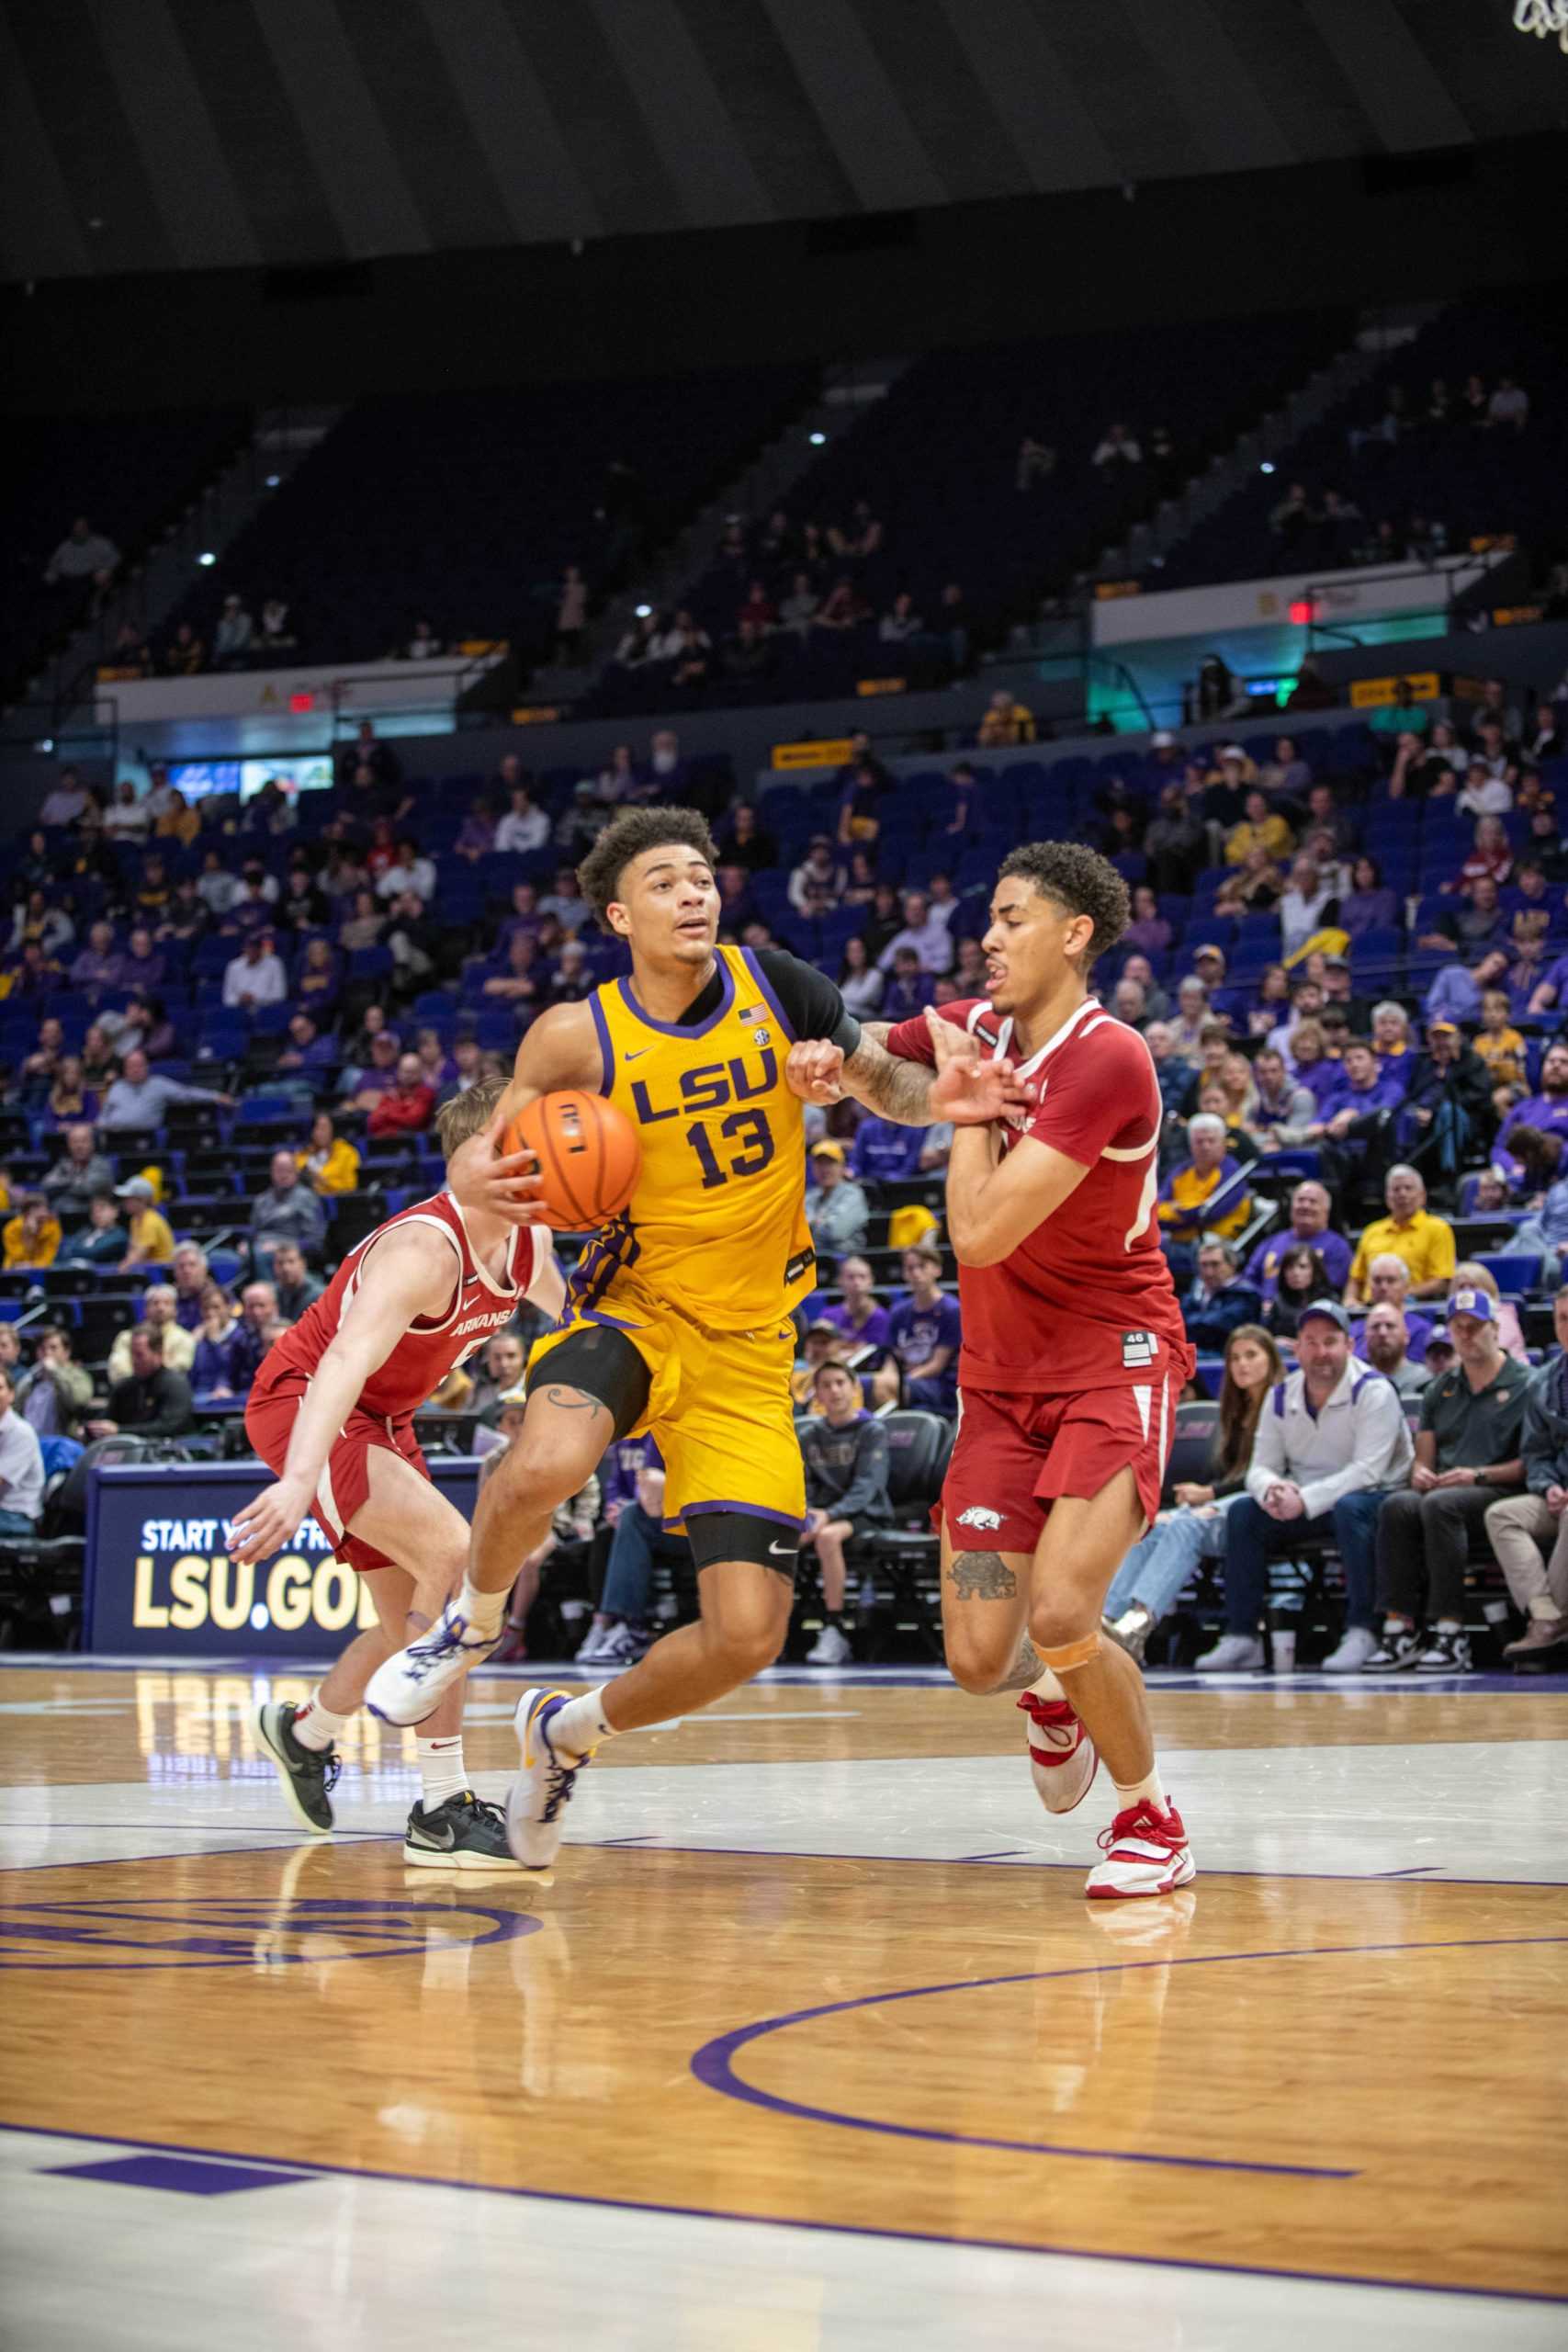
[
  {"xmin": 768, "ymin": 1540, "xmax": 797, "ymax": 1557},
  {"xmin": 412, "ymin": 1821, "xmax": 457, "ymax": 1849},
  {"xmin": 624, "ymin": 1047, "xmax": 649, "ymax": 1061}
]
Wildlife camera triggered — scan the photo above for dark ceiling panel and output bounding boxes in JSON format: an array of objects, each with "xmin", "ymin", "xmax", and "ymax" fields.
[
  {"xmin": 164, "ymin": 0, "xmax": 348, "ymax": 264},
  {"xmin": 7, "ymin": 0, "xmax": 175, "ymax": 276},
  {"xmin": 1302, "ymin": 0, "xmax": 1472, "ymax": 153},
  {"xmin": 0, "ymin": 12, "xmax": 92, "ymax": 280},
  {"xmin": 1038, "ymin": 0, "xmax": 1211, "ymax": 184},
  {"xmin": 94, "ymin": 0, "xmax": 261, "ymax": 271},
  {"xmin": 589, "ymin": 0, "xmax": 773, "ymax": 229},
  {"xmin": 1201, "ymin": 0, "xmax": 1376, "ymax": 161},
  {"xmin": 412, "ymin": 0, "xmax": 604, "ymax": 244},
  {"xmin": 758, "ymin": 0, "xmax": 950, "ymax": 209},
  {"xmin": 843, "ymin": 0, "xmax": 1032, "ymax": 203},
  {"xmin": 332, "ymin": 0, "xmax": 517, "ymax": 252},
  {"xmin": 250, "ymin": 0, "xmax": 429, "ymax": 257},
  {"xmin": 670, "ymin": 0, "xmax": 860, "ymax": 219},
  {"xmin": 933, "ymin": 0, "xmax": 1121, "ymax": 193},
  {"xmin": 501, "ymin": 0, "xmax": 683, "ymax": 237}
]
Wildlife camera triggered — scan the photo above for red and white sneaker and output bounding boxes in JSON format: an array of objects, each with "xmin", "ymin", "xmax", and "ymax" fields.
[
  {"xmin": 1084, "ymin": 1798, "xmax": 1196, "ymax": 1901},
  {"xmin": 1018, "ymin": 1691, "xmax": 1098, "ymax": 1815}
]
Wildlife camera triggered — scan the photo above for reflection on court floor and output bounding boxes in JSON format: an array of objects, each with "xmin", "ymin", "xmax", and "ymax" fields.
[{"xmin": 1, "ymin": 1660, "xmax": 1564, "ymax": 2349}]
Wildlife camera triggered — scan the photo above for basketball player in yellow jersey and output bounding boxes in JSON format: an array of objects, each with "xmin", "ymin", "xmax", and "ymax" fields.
[{"xmin": 366, "ymin": 805, "xmax": 1020, "ymax": 1867}]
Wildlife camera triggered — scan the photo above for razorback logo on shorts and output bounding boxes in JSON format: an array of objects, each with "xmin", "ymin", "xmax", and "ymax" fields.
[
  {"xmin": 955, "ymin": 1505, "xmax": 1003, "ymax": 1530},
  {"xmin": 1122, "ymin": 1331, "xmax": 1158, "ymax": 1369}
]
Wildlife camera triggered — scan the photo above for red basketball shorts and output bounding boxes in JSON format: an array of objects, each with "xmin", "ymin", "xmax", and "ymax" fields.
[
  {"xmin": 941, "ymin": 1373, "xmax": 1178, "ymax": 1556},
  {"xmin": 244, "ymin": 1370, "xmax": 429, "ymax": 1574}
]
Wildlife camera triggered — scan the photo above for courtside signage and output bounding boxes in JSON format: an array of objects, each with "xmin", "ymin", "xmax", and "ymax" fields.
[{"xmin": 86, "ymin": 1462, "xmax": 480, "ymax": 1657}]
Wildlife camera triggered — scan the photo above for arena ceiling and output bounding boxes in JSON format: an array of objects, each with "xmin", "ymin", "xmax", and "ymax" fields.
[{"xmin": 2, "ymin": 0, "xmax": 1562, "ymax": 283}]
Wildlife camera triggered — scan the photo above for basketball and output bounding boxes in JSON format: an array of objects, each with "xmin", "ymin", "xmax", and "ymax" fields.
[{"xmin": 502, "ymin": 1089, "xmax": 641, "ymax": 1230}]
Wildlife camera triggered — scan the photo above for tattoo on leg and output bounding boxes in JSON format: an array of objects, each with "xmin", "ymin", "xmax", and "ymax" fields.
[
  {"xmin": 541, "ymin": 1385, "xmax": 609, "ymax": 1421},
  {"xmin": 996, "ymin": 1633, "xmax": 1044, "ymax": 1691},
  {"xmin": 944, "ymin": 1551, "xmax": 1017, "ymax": 1600}
]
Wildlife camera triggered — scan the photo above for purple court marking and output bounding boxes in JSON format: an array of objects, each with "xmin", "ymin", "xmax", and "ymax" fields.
[
  {"xmin": 691, "ymin": 1933, "xmax": 1568, "ymax": 2180},
  {"xmin": 1375, "ymin": 1866, "xmax": 1442, "ymax": 1879},
  {"xmin": 0, "ymin": 1894, "xmax": 541, "ymax": 1972},
  {"xmin": 4, "ymin": 2104, "xmax": 1564, "ymax": 2309},
  {"xmin": 48, "ymin": 2153, "xmax": 305, "ymax": 2196}
]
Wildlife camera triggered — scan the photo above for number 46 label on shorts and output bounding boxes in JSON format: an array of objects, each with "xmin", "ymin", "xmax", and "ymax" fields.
[{"xmin": 1122, "ymin": 1331, "xmax": 1158, "ymax": 1368}]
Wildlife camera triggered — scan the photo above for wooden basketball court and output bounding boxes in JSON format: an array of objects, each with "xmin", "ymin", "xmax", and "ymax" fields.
[{"xmin": 2, "ymin": 1658, "xmax": 1564, "ymax": 2348}]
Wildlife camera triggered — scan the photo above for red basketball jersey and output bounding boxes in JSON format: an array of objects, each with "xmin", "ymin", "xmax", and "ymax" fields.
[
  {"xmin": 263, "ymin": 1190, "xmax": 548, "ymax": 1419},
  {"xmin": 884, "ymin": 997, "xmax": 1190, "ymax": 1394}
]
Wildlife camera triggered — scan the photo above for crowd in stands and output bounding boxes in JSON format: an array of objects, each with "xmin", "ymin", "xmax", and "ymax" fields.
[{"xmin": 4, "ymin": 654, "xmax": 1568, "ymax": 1669}]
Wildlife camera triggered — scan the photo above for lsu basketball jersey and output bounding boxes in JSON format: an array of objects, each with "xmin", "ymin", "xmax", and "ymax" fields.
[{"xmin": 581, "ymin": 944, "xmax": 813, "ymax": 1330}]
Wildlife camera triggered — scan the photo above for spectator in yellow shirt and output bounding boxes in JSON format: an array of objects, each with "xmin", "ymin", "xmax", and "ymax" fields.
[
  {"xmin": 116, "ymin": 1176, "xmax": 176, "ymax": 1270},
  {"xmin": 1225, "ymin": 789, "xmax": 1296, "ymax": 866},
  {"xmin": 297, "ymin": 1110, "xmax": 361, "ymax": 1195},
  {"xmin": 2, "ymin": 1194, "xmax": 62, "ymax": 1270},
  {"xmin": 1472, "ymin": 989, "xmax": 1528, "ymax": 1093},
  {"xmin": 976, "ymin": 690, "xmax": 1036, "ymax": 748},
  {"xmin": 1345, "ymin": 1164, "xmax": 1457, "ymax": 1303}
]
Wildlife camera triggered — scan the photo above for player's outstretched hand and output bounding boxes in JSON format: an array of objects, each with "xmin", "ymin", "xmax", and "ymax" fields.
[
  {"xmin": 229, "ymin": 1476, "xmax": 312, "ymax": 1566},
  {"xmin": 786, "ymin": 1039, "xmax": 847, "ymax": 1105},
  {"xmin": 447, "ymin": 1104, "xmax": 549, "ymax": 1227},
  {"xmin": 923, "ymin": 1007, "xmax": 1032, "ymax": 1125}
]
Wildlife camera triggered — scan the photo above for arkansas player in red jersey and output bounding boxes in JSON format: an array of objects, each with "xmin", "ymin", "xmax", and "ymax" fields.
[
  {"xmin": 228, "ymin": 1079, "xmax": 564, "ymax": 1866},
  {"xmin": 790, "ymin": 843, "xmax": 1197, "ymax": 1900}
]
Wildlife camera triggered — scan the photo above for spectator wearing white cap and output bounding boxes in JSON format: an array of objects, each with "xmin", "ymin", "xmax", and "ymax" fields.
[{"xmin": 1366, "ymin": 1287, "xmax": 1530, "ymax": 1675}]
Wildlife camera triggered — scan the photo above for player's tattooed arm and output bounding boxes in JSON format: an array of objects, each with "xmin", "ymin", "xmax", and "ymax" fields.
[{"xmin": 787, "ymin": 1023, "xmax": 1030, "ymax": 1127}]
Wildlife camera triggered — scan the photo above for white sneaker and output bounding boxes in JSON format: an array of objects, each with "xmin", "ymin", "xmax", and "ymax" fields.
[
  {"xmin": 365, "ymin": 1601, "xmax": 499, "ymax": 1727},
  {"xmin": 574, "ymin": 1619, "xmax": 614, "ymax": 1662},
  {"xmin": 1084, "ymin": 1798, "xmax": 1197, "ymax": 1901},
  {"xmin": 505, "ymin": 1688, "xmax": 595, "ymax": 1869},
  {"xmin": 1194, "ymin": 1633, "xmax": 1265, "ymax": 1672},
  {"xmin": 1320, "ymin": 1624, "xmax": 1380, "ymax": 1674},
  {"xmin": 805, "ymin": 1622, "xmax": 852, "ymax": 1665},
  {"xmin": 594, "ymin": 1621, "xmax": 647, "ymax": 1666},
  {"xmin": 1018, "ymin": 1691, "xmax": 1098, "ymax": 1815}
]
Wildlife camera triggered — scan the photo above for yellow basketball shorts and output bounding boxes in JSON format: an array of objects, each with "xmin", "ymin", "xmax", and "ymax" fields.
[{"xmin": 528, "ymin": 1280, "xmax": 806, "ymax": 1547}]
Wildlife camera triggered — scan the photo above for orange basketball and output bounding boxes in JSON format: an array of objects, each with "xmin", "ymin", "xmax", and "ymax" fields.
[{"xmin": 502, "ymin": 1089, "xmax": 641, "ymax": 1231}]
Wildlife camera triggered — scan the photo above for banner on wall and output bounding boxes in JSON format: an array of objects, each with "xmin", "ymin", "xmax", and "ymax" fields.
[{"xmin": 85, "ymin": 1462, "xmax": 481, "ymax": 1659}]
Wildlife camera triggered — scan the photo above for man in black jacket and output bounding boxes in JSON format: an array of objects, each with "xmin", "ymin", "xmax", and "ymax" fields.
[
  {"xmin": 798, "ymin": 1361, "xmax": 893, "ymax": 1666},
  {"xmin": 1396, "ymin": 1019, "xmax": 1495, "ymax": 1185},
  {"xmin": 86, "ymin": 1326, "xmax": 193, "ymax": 1441}
]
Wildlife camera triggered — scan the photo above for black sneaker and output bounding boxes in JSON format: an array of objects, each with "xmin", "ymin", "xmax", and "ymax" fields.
[
  {"xmin": 1361, "ymin": 1629, "xmax": 1422, "ymax": 1674},
  {"xmin": 1415, "ymin": 1629, "xmax": 1472, "ymax": 1675},
  {"xmin": 254, "ymin": 1700, "xmax": 341, "ymax": 1836},
  {"xmin": 403, "ymin": 1790, "xmax": 522, "ymax": 1871}
]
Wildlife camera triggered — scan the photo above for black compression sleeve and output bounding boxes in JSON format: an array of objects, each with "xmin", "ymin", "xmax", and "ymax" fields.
[{"xmin": 754, "ymin": 948, "xmax": 861, "ymax": 1054}]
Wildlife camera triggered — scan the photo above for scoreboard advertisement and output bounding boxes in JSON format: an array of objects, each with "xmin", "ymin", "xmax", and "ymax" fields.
[{"xmin": 85, "ymin": 1462, "xmax": 481, "ymax": 1659}]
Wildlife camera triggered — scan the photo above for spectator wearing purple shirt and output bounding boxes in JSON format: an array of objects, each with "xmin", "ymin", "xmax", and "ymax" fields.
[
  {"xmin": 850, "ymin": 1114, "xmax": 925, "ymax": 1184},
  {"xmin": 70, "ymin": 922, "xmax": 122, "ymax": 990},
  {"xmin": 876, "ymin": 1244, "xmax": 962, "ymax": 1414},
  {"xmin": 1494, "ymin": 1042, "xmax": 1568, "ymax": 1188},
  {"xmin": 1338, "ymin": 854, "xmax": 1399, "ymax": 940},
  {"xmin": 1527, "ymin": 947, "xmax": 1568, "ymax": 1018},
  {"xmin": 882, "ymin": 950, "xmax": 935, "ymax": 1021},
  {"xmin": 1424, "ymin": 946, "xmax": 1511, "ymax": 1029},
  {"xmin": 822, "ymin": 1254, "xmax": 891, "ymax": 1351},
  {"xmin": 120, "ymin": 927, "xmax": 164, "ymax": 992},
  {"xmin": 276, "ymin": 1012, "xmax": 335, "ymax": 1075},
  {"xmin": 1244, "ymin": 1181, "xmax": 1353, "ymax": 1299}
]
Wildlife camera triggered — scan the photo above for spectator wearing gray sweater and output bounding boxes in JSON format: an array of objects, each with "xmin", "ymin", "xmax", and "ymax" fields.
[
  {"xmin": 804, "ymin": 1141, "xmax": 870, "ymax": 1259},
  {"xmin": 97, "ymin": 1047, "xmax": 232, "ymax": 1134},
  {"xmin": 250, "ymin": 1150, "xmax": 327, "ymax": 1269},
  {"xmin": 798, "ymin": 1360, "xmax": 893, "ymax": 1664}
]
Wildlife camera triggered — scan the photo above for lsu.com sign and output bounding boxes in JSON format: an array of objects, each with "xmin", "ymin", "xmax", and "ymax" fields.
[{"xmin": 85, "ymin": 1463, "xmax": 480, "ymax": 1658}]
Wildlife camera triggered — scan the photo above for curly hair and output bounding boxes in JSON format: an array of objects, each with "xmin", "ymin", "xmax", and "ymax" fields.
[
  {"xmin": 997, "ymin": 841, "xmax": 1130, "ymax": 965},
  {"xmin": 577, "ymin": 806, "xmax": 718, "ymax": 933}
]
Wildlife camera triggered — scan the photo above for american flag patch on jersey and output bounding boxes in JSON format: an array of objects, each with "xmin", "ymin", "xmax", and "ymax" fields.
[{"xmin": 737, "ymin": 1002, "xmax": 767, "ymax": 1023}]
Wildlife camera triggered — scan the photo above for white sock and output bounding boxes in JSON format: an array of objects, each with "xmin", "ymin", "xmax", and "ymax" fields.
[
  {"xmin": 291, "ymin": 1690, "xmax": 348, "ymax": 1752},
  {"xmin": 1027, "ymin": 1666, "xmax": 1066, "ymax": 1704},
  {"xmin": 1112, "ymin": 1764, "xmax": 1168, "ymax": 1815},
  {"xmin": 456, "ymin": 1577, "xmax": 506, "ymax": 1640},
  {"xmin": 547, "ymin": 1690, "xmax": 618, "ymax": 1760},
  {"xmin": 417, "ymin": 1734, "xmax": 468, "ymax": 1809}
]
